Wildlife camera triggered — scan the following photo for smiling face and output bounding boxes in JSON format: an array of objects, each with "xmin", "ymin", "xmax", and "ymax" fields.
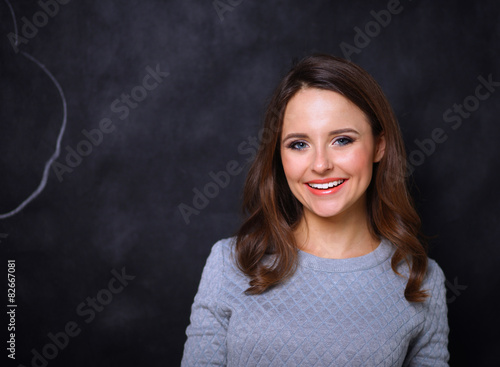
[{"xmin": 280, "ymin": 88, "xmax": 385, "ymax": 222}]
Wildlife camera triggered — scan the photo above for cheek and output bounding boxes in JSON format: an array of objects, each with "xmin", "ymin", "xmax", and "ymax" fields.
[
  {"xmin": 281, "ymin": 151, "xmax": 300, "ymax": 180},
  {"xmin": 336, "ymin": 146, "xmax": 374, "ymax": 176},
  {"xmin": 281, "ymin": 152, "xmax": 312, "ymax": 190}
]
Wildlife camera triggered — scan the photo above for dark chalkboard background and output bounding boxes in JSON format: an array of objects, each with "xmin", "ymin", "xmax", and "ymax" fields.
[{"xmin": 1, "ymin": 0, "xmax": 499, "ymax": 366}]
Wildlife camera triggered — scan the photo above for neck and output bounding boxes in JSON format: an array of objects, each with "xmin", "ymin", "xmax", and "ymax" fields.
[{"xmin": 294, "ymin": 202, "xmax": 379, "ymax": 259}]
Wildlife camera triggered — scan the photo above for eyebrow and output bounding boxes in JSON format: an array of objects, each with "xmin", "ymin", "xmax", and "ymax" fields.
[{"xmin": 281, "ymin": 128, "xmax": 360, "ymax": 142}]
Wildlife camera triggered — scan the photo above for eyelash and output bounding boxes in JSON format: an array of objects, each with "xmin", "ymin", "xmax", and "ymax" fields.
[
  {"xmin": 334, "ymin": 137, "xmax": 353, "ymax": 146},
  {"xmin": 288, "ymin": 141, "xmax": 308, "ymax": 150},
  {"xmin": 287, "ymin": 136, "xmax": 354, "ymax": 150}
]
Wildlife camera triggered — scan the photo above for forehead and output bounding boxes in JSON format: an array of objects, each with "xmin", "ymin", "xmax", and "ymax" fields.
[{"xmin": 282, "ymin": 88, "xmax": 370, "ymax": 133}]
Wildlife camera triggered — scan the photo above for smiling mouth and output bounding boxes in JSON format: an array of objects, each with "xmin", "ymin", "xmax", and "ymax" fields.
[{"xmin": 307, "ymin": 179, "xmax": 346, "ymax": 190}]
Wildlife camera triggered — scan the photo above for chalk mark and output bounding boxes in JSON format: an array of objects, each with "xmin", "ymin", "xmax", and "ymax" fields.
[{"xmin": 0, "ymin": 0, "xmax": 68, "ymax": 219}]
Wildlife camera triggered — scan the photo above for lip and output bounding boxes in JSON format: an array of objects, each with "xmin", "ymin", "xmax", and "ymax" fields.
[
  {"xmin": 304, "ymin": 178, "xmax": 348, "ymax": 196},
  {"xmin": 306, "ymin": 177, "xmax": 346, "ymax": 184}
]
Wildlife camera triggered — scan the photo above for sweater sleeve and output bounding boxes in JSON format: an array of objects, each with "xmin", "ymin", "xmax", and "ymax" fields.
[
  {"xmin": 404, "ymin": 260, "xmax": 450, "ymax": 366},
  {"xmin": 181, "ymin": 240, "xmax": 230, "ymax": 367}
]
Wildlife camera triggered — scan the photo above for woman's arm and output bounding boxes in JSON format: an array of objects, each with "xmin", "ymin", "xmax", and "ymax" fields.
[
  {"xmin": 181, "ymin": 241, "xmax": 230, "ymax": 366},
  {"xmin": 404, "ymin": 260, "xmax": 450, "ymax": 366}
]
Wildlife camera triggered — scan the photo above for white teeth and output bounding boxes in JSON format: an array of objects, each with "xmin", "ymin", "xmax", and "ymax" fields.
[{"xmin": 308, "ymin": 179, "xmax": 345, "ymax": 189}]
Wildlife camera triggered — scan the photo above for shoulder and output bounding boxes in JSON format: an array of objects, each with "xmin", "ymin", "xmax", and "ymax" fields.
[
  {"xmin": 396, "ymin": 256, "xmax": 447, "ymax": 309},
  {"xmin": 422, "ymin": 258, "xmax": 447, "ymax": 303},
  {"xmin": 390, "ymin": 244, "xmax": 446, "ymax": 288},
  {"xmin": 425, "ymin": 259, "xmax": 446, "ymax": 284},
  {"xmin": 388, "ymin": 244, "xmax": 447, "ymax": 304},
  {"xmin": 207, "ymin": 236, "xmax": 235, "ymax": 263},
  {"xmin": 193, "ymin": 237, "xmax": 239, "ymax": 302},
  {"xmin": 201, "ymin": 236, "xmax": 240, "ymax": 278},
  {"xmin": 200, "ymin": 237, "xmax": 250, "ymax": 302}
]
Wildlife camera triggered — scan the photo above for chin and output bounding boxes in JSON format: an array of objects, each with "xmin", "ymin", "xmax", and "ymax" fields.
[{"xmin": 306, "ymin": 206, "xmax": 344, "ymax": 219}]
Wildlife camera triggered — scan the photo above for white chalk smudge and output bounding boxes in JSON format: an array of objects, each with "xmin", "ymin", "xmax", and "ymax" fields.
[{"xmin": 0, "ymin": 0, "xmax": 68, "ymax": 219}]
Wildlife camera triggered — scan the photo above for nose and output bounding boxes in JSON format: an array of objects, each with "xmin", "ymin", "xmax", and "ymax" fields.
[{"xmin": 312, "ymin": 147, "xmax": 332, "ymax": 174}]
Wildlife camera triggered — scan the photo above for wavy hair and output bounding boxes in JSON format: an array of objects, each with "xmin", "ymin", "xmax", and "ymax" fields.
[{"xmin": 235, "ymin": 54, "xmax": 428, "ymax": 302}]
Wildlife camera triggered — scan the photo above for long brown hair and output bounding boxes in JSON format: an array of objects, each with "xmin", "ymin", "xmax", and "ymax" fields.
[{"xmin": 235, "ymin": 54, "xmax": 428, "ymax": 302}]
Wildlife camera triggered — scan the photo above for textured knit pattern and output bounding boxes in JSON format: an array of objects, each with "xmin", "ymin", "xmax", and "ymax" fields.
[{"xmin": 182, "ymin": 237, "xmax": 449, "ymax": 366}]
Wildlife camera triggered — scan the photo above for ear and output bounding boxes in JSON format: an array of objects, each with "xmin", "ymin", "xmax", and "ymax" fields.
[{"xmin": 374, "ymin": 133, "xmax": 386, "ymax": 163}]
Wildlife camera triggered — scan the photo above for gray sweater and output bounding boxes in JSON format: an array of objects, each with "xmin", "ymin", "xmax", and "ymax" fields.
[{"xmin": 182, "ymin": 237, "xmax": 449, "ymax": 366}]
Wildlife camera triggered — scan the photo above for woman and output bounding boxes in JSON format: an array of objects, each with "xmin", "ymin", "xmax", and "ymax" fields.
[{"xmin": 182, "ymin": 54, "xmax": 449, "ymax": 366}]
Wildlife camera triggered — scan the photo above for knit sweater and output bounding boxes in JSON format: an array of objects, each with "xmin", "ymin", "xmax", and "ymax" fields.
[{"xmin": 182, "ymin": 237, "xmax": 449, "ymax": 366}]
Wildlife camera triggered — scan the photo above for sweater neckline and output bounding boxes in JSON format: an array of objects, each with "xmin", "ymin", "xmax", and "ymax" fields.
[{"xmin": 297, "ymin": 238, "xmax": 394, "ymax": 272}]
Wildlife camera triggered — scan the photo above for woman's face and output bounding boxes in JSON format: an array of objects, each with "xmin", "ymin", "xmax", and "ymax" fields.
[{"xmin": 280, "ymin": 88, "xmax": 385, "ymax": 222}]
